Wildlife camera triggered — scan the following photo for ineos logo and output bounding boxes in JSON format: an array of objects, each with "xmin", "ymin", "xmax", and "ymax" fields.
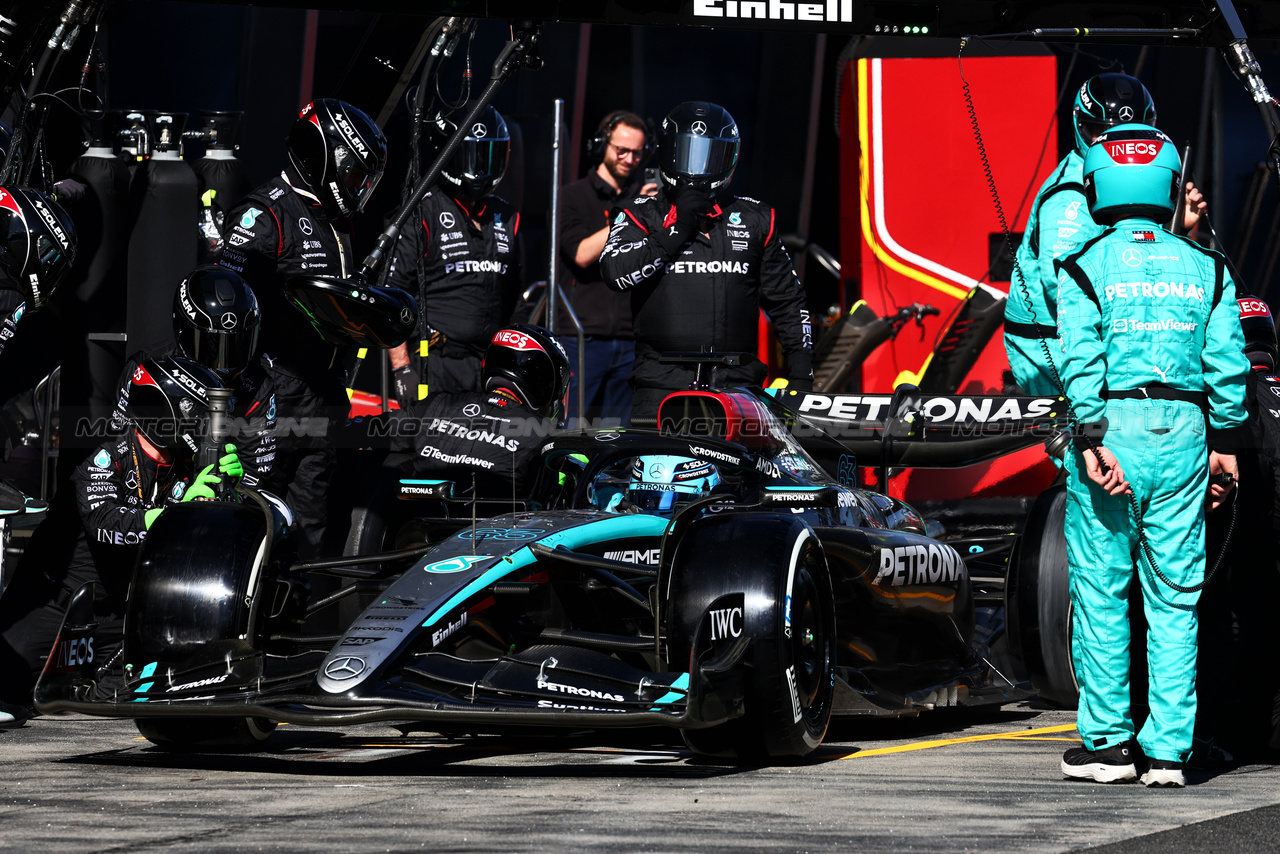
[
  {"xmin": 440, "ymin": 212, "xmax": 456, "ymax": 229},
  {"xmin": 691, "ymin": 121, "xmax": 707, "ymax": 136},
  {"xmin": 324, "ymin": 656, "xmax": 366, "ymax": 680}
]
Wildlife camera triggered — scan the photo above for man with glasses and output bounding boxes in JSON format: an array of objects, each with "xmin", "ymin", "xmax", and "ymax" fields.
[
  {"xmin": 386, "ymin": 105, "xmax": 529, "ymax": 400},
  {"xmin": 555, "ymin": 111, "xmax": 658, "ymax": 426}
]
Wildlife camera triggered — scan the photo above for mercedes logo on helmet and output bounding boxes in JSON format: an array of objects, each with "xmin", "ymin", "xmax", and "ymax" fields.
[
  {"xmin": 691, "ymin": 120, "xmax": 708, "ymax": 136},
  {"xmin": 1118, "ymin": 106, "xmax": 1134, "ymax": 121},
  {"xmin": 221, "ymin": 312, "xmax": 237, "ymax": 329},
  {"xmin": 649, "ymin": 463, "xmax": 666, "ymax": 479},
  {"xmin": 472, "ymin": 122, "xmax": 488, "ymax": 138},
  {"xmin": 324, "ymin": 656, "xmax": 366, "ymax": 680}
]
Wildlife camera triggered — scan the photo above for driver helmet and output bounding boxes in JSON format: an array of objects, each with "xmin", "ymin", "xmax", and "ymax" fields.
[
  {"xmin": 431, "ymin": 105, "xmax": 511, "ymax": 203},
  {"xmin": 1082, "ymin": 124, "xmax": 1181, "ymax": 226},
  {"xmin": 172, "ymin": 266, "xmax": 261, "ymax": 379},
  {"xmin": 287, "ymin": 99, "xmax": 387, "ymax": 222},
  {"xmin": 0, "ymin": 185, "xmax": 77, "ymax": 311},
  {"xmin": 655, "ymin": 101, "xmax": 739, "ymax": 198},
  {"xmin": 482, "ymin": 324, "xmax": 571, "ymax": 422},
  {"xmin": 127, "ymin": 356, "xmax": 224, "ymax": 458},
  {"xmin": 1238, "ymin": 293, "xmax": 1277, "ymax": 370},
  {"xmin": 624, "ymin": 455, "xmax": 720, "ymax": 517},
  {"xmin": 1073, "ymin": 73, "xmax": 1157, "ymax": 158}
]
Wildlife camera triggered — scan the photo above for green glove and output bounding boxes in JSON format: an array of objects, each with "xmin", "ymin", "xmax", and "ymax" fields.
[
  {"xmin": 218, "ymin": 444, "xmax": 244, "ymax": 481},
  {"xmin": 182, "ymin": 464, "xmax": 221, "ymax": 502},
  {"xmin": 144, "ymin": 508, "xmax": 164, "ymax": 529}
]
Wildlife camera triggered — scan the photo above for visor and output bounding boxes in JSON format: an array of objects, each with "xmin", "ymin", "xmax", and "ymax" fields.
[
  {"xmin": 667, "ymin": 134, "xmax": 738, "ymax": 179},
  {"xmin": 454, "ymin": 137, "xmax": 510, "ymax": 180},
  {"xmin": 629, "ymin": 488, "xmax": 679, "ymax": 515},
  {"xmin": 190, "ymin": 326, "xmax": 260, "ymax": 377},
  {"xmin": 334, "ymin": 150, "xmax": 382, "ymax": 213}
]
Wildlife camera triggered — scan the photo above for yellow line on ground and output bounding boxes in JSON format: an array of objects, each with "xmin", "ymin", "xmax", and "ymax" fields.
[{"xmin": 842, "ymin": 724, "xmax": 1078, "ymax": 759}]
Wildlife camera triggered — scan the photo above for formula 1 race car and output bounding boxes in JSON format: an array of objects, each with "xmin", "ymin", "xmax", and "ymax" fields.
[{"xmin": 35, "ymin": 372, "xmax": 1071, "ymax": 762}]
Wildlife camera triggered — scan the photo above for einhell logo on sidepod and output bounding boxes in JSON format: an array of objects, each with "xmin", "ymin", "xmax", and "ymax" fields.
[{"xmin": 491, "ymin": 329, "xmax": 545, "ymax": 353}]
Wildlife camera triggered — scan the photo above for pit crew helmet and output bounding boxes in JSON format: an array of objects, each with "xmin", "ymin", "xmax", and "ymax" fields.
[
  {"xmin": 625, "ymin": 455, "xmax": 720, "ymax": 517},
  {"xmin": 1082, "ymin": 124, "xmax": 1181, "ymax": 226},
  {"xmin": 0, "ymin": 185, "xmax": 77, "ymax": 310},
  {"xmin": 173, "ymin": 266, "xmax": 261, "ymax": 379},
  {"xmin": 287, "ymin": 99, "xmax": 387, "ymax": 222},
  {"xmin": 1238, "ymin": 293, "xmax": 1277, "ymax": 369},
  {"xmin": 1073, "ymin": 73, "xmax": 1157, "ymax": 158},
  {"xmin": 431, "ymin": 106, "xmax": 510, "ymax": 202},
  {"xmin": 127, "ymin": 356, "xmax": 224, "ymax": 457},
  {"xmin": 481, "ymin": 324, "xmax": 571, "ymax": 421},
  {"xmin": 655, "ymin": 101, "xmax": 739, "ymax": 196}
]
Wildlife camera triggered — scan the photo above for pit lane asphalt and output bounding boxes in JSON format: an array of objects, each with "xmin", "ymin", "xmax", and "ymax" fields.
[{"xmin": 3, "ymin": 701, "xmax": 1278, "ymax": 853}]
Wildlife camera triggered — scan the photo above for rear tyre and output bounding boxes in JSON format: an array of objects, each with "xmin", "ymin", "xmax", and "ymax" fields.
[
  {"xmin": 135, "ymin": 717, "xmax": 277, "ymax": 751},
  {"xmin": 1008, "ymin": 484, "xmax": 1077, "ymax": 708},
  {"xmin": 671, "ymin": 515, "xmax": 835, "ymax": 762}
]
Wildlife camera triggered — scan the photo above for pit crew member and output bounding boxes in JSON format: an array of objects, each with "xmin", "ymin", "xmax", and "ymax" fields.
[
  {"xmin": 1054, "ymin": 124, "xmax": 1248, "ymax": 788},
  {"xmin": 386, "ymin": 106, "xmax": 529, "ymax": 398},
  {"xmin": 1007, "ymin": 73, "xmax": 1206, "ymax": 396},
  {"xmin": 110, "ymin": 266, "xmax": 277, "ymax": 489},
  {"xmin": 0, "ymin": 186, "xmax": 76, "ymax": 362},
  {"xmin": 218, "ymin": 98, "xmax": 387, "ymax": 558},
  {"xmin": 598, "ymin": 101, "xmax": 813, "ymax": 426},
  {"xmin": 388, "ymin": 324, "xmax": 569, "ymax": 498},
  {"xmin": 0, "ymin": 357, "xmax": 243, "ymax": 724}
]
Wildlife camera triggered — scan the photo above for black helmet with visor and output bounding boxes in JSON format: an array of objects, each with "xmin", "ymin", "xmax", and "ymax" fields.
[
  {"xmin": 127, "ymin": 356, "xmax": 224, "ymax": 458},
  {"xmin": 173, "ymin": 266, "xmax": 262, "ymax": 379},
  {"xmin": 656, "ymin": 101, "xmax": 740, "ymax": 197},
  {"xmin": 287, "ymin": 99, "xmax": 388, "ymax": 222},
  {"xmin": 431, "ymin": 105, "xmax": 510, "ymax": 203},
  {"xmin": 0, "ymin": 185, "xmax": 77, "ymax": 310}
]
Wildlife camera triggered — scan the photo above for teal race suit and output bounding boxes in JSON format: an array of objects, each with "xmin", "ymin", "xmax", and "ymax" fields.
[
  {"xmin": 1007, "ymin": 151, "xmax": 1101, "ymax": 396},
  {"xmin": 1055, "ymin": 217, "xmax": 1248, "ymax": 763}
]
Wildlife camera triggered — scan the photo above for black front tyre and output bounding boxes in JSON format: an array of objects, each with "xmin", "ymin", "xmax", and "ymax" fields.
[
  {"xmin": 135, "ymin": 717, "xmax": 277, "ymax": 751},
  {"xmin": 671, "ymin": 514, "xmax": 835, "ymax": 762}
]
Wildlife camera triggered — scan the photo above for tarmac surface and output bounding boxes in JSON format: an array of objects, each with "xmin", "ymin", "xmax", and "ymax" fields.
[{"xmin": 3, "ymin": 702, "xmax": 1279, "ymax": 852}]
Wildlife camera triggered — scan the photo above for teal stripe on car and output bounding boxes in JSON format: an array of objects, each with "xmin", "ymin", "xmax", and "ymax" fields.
[
  {"xmin": 650, "ymin": 672, "xmax": 690, "ymax": 709},
  {"xmin": 423, "ymin": 515, "xmax": 669, "ymax": 627}
]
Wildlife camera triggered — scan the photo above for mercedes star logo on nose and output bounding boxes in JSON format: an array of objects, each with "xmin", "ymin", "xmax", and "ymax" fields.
[
  {"xmin": 691, "ymin": 120, "xmax": 708, "ymax": 136},
  {"xmin": 324, "ymin": 656, "xmax": 366, "ymax": 680},
  {"xmin": 221, "ymin": 312, "xmax": 237, "ymax": 329}
]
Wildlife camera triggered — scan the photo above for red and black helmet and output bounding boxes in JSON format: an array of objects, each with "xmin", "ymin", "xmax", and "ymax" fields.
[
  {"xmin": 0, "ymin": 185, "xmax": 76, "ymax": 310},
  {"xmin": 172, "ymin": 266, "xmax": 261, "ymax": 379},
  {"xmin": 287, "ymin": 99, "xmax": 388, "ymax": 222},
  {"xmin": 1239, "ymin": 294, "xmax": 1277, "ymax": 369},
  {"xmin": 482, "ymin": 324, "xmax": 571, "ymax": 421},
  {"xmin": 127, "ymin": 356, "xmax": 224, "ymax": 457}
]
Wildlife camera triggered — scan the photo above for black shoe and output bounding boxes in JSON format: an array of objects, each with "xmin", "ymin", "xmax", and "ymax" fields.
[
  {"xmin": 1140, "ymin": 759, "xmax": 1186, "ymax": 788},
  {"xmin": 0, "ymin": 700, "xmax": 31, "ymax": 728},
  {"xmin": 1061, "ymin": 742, "xmax": 1138, "ymax": 783}
]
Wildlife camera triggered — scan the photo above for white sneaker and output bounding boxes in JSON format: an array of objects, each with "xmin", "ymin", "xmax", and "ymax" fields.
[{"xmin": 1140, "ymin": 760, "xmax": 1186, "ymax": 788}]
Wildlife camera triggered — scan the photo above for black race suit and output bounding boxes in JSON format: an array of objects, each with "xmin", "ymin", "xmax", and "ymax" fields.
[
  {"xmin": 110, "ymin": 353, "xmax": 278, "ymax": 489},
  {"xmin": 218, "ymin": 164, "xmax": 352, "ymax": 558},
  {"xmin": 0, "ymin": 434, "xmax": 195, "ymax": 706},
  {"xmin": 0, "ymin": 284, "xmax": 24, "ymax": 358},
  {"xmin": 598, "ymin": 192, "xmax": 813, "ymax": 424},
  {"xmin": 389, "ymin": 387, "xmax": 550, "ymax": 499},
  {"xmin": 385, "ymin": 190, "xmax": 528, "ymax": 398}
]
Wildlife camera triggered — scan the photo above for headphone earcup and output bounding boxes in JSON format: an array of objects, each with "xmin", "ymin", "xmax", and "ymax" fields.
[{"xmin": 586, "ymin": 131, "xmax": 608, "ymax": 163}]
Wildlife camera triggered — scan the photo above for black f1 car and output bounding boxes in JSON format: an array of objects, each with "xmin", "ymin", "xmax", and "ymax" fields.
[{"xmin": 36, "ymin": 375, "xmax": 1072, "ymax": 762}]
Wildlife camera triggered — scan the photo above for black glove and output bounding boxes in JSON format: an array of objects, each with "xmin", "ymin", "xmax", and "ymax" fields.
[
  {"xmin": 53, "ymin": 178, "xmax": 86, "ymax": 203},
  {"xmin": 653, "ymin": 185, "xmax": 714, "ymax": 258},
  {"xmin": 392, "ymin": 364, "xmax": 417, "ymax": 410},
  {"xmin": 787, "ymin": 351, "xmax": 814, "ymax": 392}
]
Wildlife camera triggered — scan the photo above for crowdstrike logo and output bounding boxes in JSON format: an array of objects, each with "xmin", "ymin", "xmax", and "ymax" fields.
[{"xmin": 693, "ymin": 0, "xmax": 853, "ymax": 21}]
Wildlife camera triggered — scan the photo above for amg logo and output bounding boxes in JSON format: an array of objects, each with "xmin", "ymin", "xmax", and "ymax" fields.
[
  {"xmin": 536, "ymin": 678, "xmax": 625, "ymax": 702},
  {"xmin": 709, "ymin": 607, "xmax": 743, "ymax": 640},
  {"xmin": 874, "ymin": 543, "xmax": 967, "ymax": 587},
  {"xmin": 694, "ymin": 0, "xmax": 853, "ymax": 22},
  {"xmin": 432, "ymin": 612, "xmax": 467, "ymax": 647},
  {"xmin": 604, "ymin": 549, "xmax": 660, "ymax": 565}
]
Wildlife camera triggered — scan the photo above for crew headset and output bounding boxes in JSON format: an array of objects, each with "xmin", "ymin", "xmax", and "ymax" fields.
[{"xmin": 957, "ymin": 37, "xmax": 1235, "ymax": 594}]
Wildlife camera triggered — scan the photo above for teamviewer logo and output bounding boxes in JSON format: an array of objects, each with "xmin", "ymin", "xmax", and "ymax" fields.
[{"xmin": 1112, "ymin": 319, "xmax": 1127, "ymax": 333}]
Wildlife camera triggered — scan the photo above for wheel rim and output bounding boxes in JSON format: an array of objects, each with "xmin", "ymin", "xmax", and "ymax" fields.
[{"xmin": 790, "ymin": 554, "xmax": 832, "ymax": 726}]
